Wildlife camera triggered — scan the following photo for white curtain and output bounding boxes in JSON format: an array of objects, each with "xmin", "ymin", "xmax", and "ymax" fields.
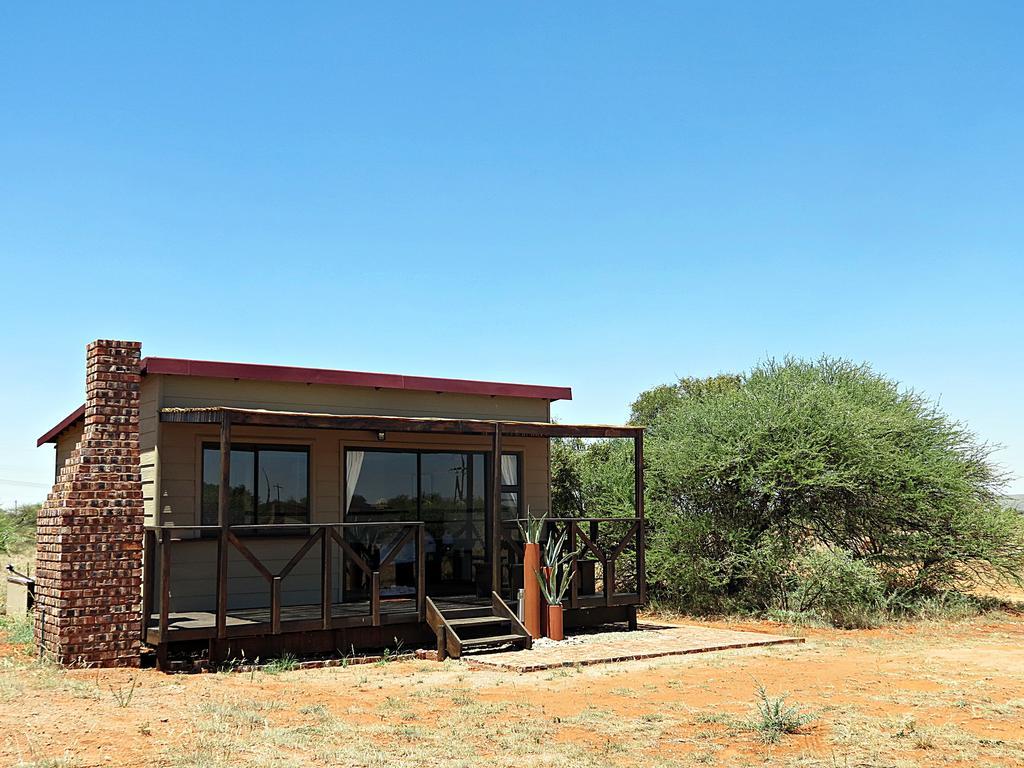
[
  {"xmin": 345, "ymin": 450, "xmax": 365, "ymax": 513},
  {"xmin": 501, "ymin": 454, "xmax": 518, "ymax": 487}
]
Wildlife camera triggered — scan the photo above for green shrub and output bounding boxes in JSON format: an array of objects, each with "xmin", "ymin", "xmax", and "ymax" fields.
[
  {"xmin": 262, "ymin": 652, "xmax": 298, "ymax": 674},
  {"xmin": 643, "ymin": 507, "xmax": 741, "ymax": 613},
  {"xmin": 0, "ymin": 514, "xmax": 17, "ymax": 553},
  {"xmin": 882, "ymin": 589, "xmax": 987, "ymax": 622},
  {"xmin": 0, "ymin": 613, "xmax": 34, "ymax": 645},
  {"xmin": 785, "ymin": 548, "xmax": 886, "ymax": 628},
  {"xmin": 0, "ymin": 503, "xmax": 39, "ymax": 554}
]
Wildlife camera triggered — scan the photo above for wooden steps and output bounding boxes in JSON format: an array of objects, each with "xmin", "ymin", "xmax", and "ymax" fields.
[
  {"xmin": 461, "ymin": 633, "xmax": 527, "ymax": 649},
  {"xmin": 448, "ymin": 615, "xmax": 508, "ymax": 629},
  {"xmin": 425, "ymin": 593, "xmax": 532, "ymax": 660}
]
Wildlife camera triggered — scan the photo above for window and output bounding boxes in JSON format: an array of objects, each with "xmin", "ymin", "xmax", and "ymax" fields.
[
  {"xmin": 500, "ymin": 453, "xmax": 521, "ymax": 520},
  {"xmin": 201, "ymin": 444, "xmax": 310, "ymax": 526}
]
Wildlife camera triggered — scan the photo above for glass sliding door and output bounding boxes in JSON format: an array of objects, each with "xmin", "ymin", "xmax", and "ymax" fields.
[
  {"xmin": 419, "ymin": 452, "xmax": 485, "ymax": 593},
  {"xmin": 344, "ymin": 451, "xmax": 419, "ymax": 600},
  {"xmin": 346, "ymin": 451, "xmax": 418, "ymax": 521},
  {"xmin": 344, "ymin": 448, "xmax": 517, "ymax": 596}
]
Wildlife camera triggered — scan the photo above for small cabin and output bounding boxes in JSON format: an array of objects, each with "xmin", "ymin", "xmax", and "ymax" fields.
[{"xmin": 36, "ymin": 340, "xmax": 645, "ymax": 667}]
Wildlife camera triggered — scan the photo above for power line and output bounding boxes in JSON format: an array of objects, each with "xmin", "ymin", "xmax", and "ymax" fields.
[{"xmin": 0, "ymin": 478, "xmax": 50, "ymax": 488}]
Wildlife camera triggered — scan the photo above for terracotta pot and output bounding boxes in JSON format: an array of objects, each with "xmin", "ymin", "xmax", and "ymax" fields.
[
  {"xmin": 546, "ymin": 604, "xmax": 564, "ymax": 642},
  {"xmin": 522, "ymin": 543, "xmax": 542, "ymax": 638},
  {"xmin": 540, "ymin": 566, "xmax": 552, "ymax": 636}
]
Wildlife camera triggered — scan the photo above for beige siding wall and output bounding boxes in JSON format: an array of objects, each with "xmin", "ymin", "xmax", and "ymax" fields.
[
  {"xmin": 140, "ymin": 376, "xmax": 161, "ymax": 525},
  {"xmin": 150, "ymin": 374, "xmax": 553, "ymax": 612},
  {"xmin": 160, "ymin": 375, "xmax": 550, "ymax": 422},
  {"xmin": 54, "ymin": 425, "xmax": 84, "ymax": 479}
]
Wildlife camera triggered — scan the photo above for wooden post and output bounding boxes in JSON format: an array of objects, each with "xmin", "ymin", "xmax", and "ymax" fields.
[
  {"xmin": 416, "ymin": 525, "xmax": 426, "ymax": 621},
  {"xmin": 370, "ymin": 572, "xmax": 381, "ymax": 626},
  {"xmin": 141, "ymin": 529, "xmax": 155, "ymax": 641},
  {"xmin": 605, "ymin": 557, "xmax": 616, "ymax": 606},
  {"xmin": 568, "ymin": 521, "xmax": 579, "ymax": 610},
  {"xmin": 634, "ymin": 429, "xmax": 646, "ymax": 604},
  {"xmin": 216, "ymin": 412, "xmax": 231, "ymax": 639},
  {"xmin": 321, "ymin": 526, "xmax": 332, "ymax": 630},
  {"xmin": 436, "ymin": 626, "xmax": 448, "ymax": 662},
  {"xmin": 271, "ymin": 577, "xmax": 282, "ymax": 634},
  {"xmin": 490, "ymin": 422, "xmax": 503, "ymax": 598},
  {"xmin": 158, "ymin": 529, "xmax": 171, "ymax": 641}
]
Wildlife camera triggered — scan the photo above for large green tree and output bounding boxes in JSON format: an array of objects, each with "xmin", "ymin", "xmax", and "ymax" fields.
[{"xmin": 553, "ymin": 358, "xmax": 1024, "ymax": 620}]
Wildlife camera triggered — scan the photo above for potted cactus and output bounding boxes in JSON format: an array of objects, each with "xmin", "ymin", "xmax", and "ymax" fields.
[
  {"xmin": 536, "ymin": 563, "xmax": 573, "ymax": 641},
  {"xmin": 517, "ymin": 510, "xmax": 545, "ymax": 638}
]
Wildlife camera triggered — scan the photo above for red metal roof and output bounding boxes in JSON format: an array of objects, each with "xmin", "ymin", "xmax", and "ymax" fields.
[
  {"xmin": 140, "ymin": 357, "xmax": 571, "ymax": 400},
  {"xmin": 37, "ymin": 404, "xmax": 86, "ymax": 446},
  {"xmin": 38, "ymin": 358, "xmax": 572, "ymax": 445}
]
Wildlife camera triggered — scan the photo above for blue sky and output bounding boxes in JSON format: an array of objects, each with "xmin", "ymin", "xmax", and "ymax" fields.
[{"xmin": 2, "ymin": 2, "xmax": 1022, "ymax": 504}]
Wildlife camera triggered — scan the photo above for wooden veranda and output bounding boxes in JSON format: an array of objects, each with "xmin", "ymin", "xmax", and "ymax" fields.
[{"xmin": 144, "ymin": 406, "xmax": 646, "ymax": 659}]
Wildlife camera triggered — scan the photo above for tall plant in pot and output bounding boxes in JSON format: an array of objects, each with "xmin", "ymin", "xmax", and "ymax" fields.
[
  {"xmin": 541, "ymin": 528, "xmax": 579, "ymax": 635},
  {"xmin": 537, "ymin": 563, "xmax": 574, "ymax": 642},
  {"xmin": 517, "ymin": 511, "xmax": 545, "ymax": 639}
]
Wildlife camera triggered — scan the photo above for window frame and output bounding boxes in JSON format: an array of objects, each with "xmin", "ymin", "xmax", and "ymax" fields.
[
  {"xmin": 499, "ymin": 452, "xmax": 523, "ymax": 520},
  {"xmin": 342, "ymin": 447, "xmax": 523, "ymax": 520},
  {"xmin": 200, "ymin": 442, "xmax": 312, "ymax": 528}
]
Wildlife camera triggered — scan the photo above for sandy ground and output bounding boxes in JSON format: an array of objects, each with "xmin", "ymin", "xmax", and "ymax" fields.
[{"xmin": 2, "ymin": 611, "xmax": 1023, "ymax": 767}]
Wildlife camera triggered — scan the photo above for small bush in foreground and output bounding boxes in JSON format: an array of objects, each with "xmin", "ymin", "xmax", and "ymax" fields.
[
  {"xmin": 262, "ymin": 652, "xmax": 299, "ymax": 674},
  {"xmin": 748, "ymin": 683, "xmax": 814, "ymax": 744}
]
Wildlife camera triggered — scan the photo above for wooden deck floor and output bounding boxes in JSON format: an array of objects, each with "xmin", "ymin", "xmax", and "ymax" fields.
[
  {"xmin": 146, "ymin": 592, "xmax": 640, "ymax": 645},
  {"xmin": 147, "ymin": 595, "xmax": 489, "ymax": 644}
]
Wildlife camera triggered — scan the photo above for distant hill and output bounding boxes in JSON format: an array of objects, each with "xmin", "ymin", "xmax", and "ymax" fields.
[{"xmin": 1002, "ymin": 494, "xmax": 1024, "ymax": 512}]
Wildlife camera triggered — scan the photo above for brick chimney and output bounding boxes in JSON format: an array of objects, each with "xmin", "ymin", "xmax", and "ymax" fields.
[{"xmin": 34, "ymin": 340, "xmax": 144, "ymax": 667}]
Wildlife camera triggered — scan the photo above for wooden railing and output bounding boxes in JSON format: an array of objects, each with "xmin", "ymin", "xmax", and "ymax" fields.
[
  {"xmin": 499, "ymin": 516, "xmax": 646, "ymax": 608},
  {"xmin": 143, "ymin": 521, "xmax": 426, "ymax": 643}
]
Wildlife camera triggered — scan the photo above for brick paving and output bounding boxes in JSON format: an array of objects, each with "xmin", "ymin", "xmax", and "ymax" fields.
[{"xmin": 466, "ymin": 623, "xmax": 803, "ymax": 672}]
